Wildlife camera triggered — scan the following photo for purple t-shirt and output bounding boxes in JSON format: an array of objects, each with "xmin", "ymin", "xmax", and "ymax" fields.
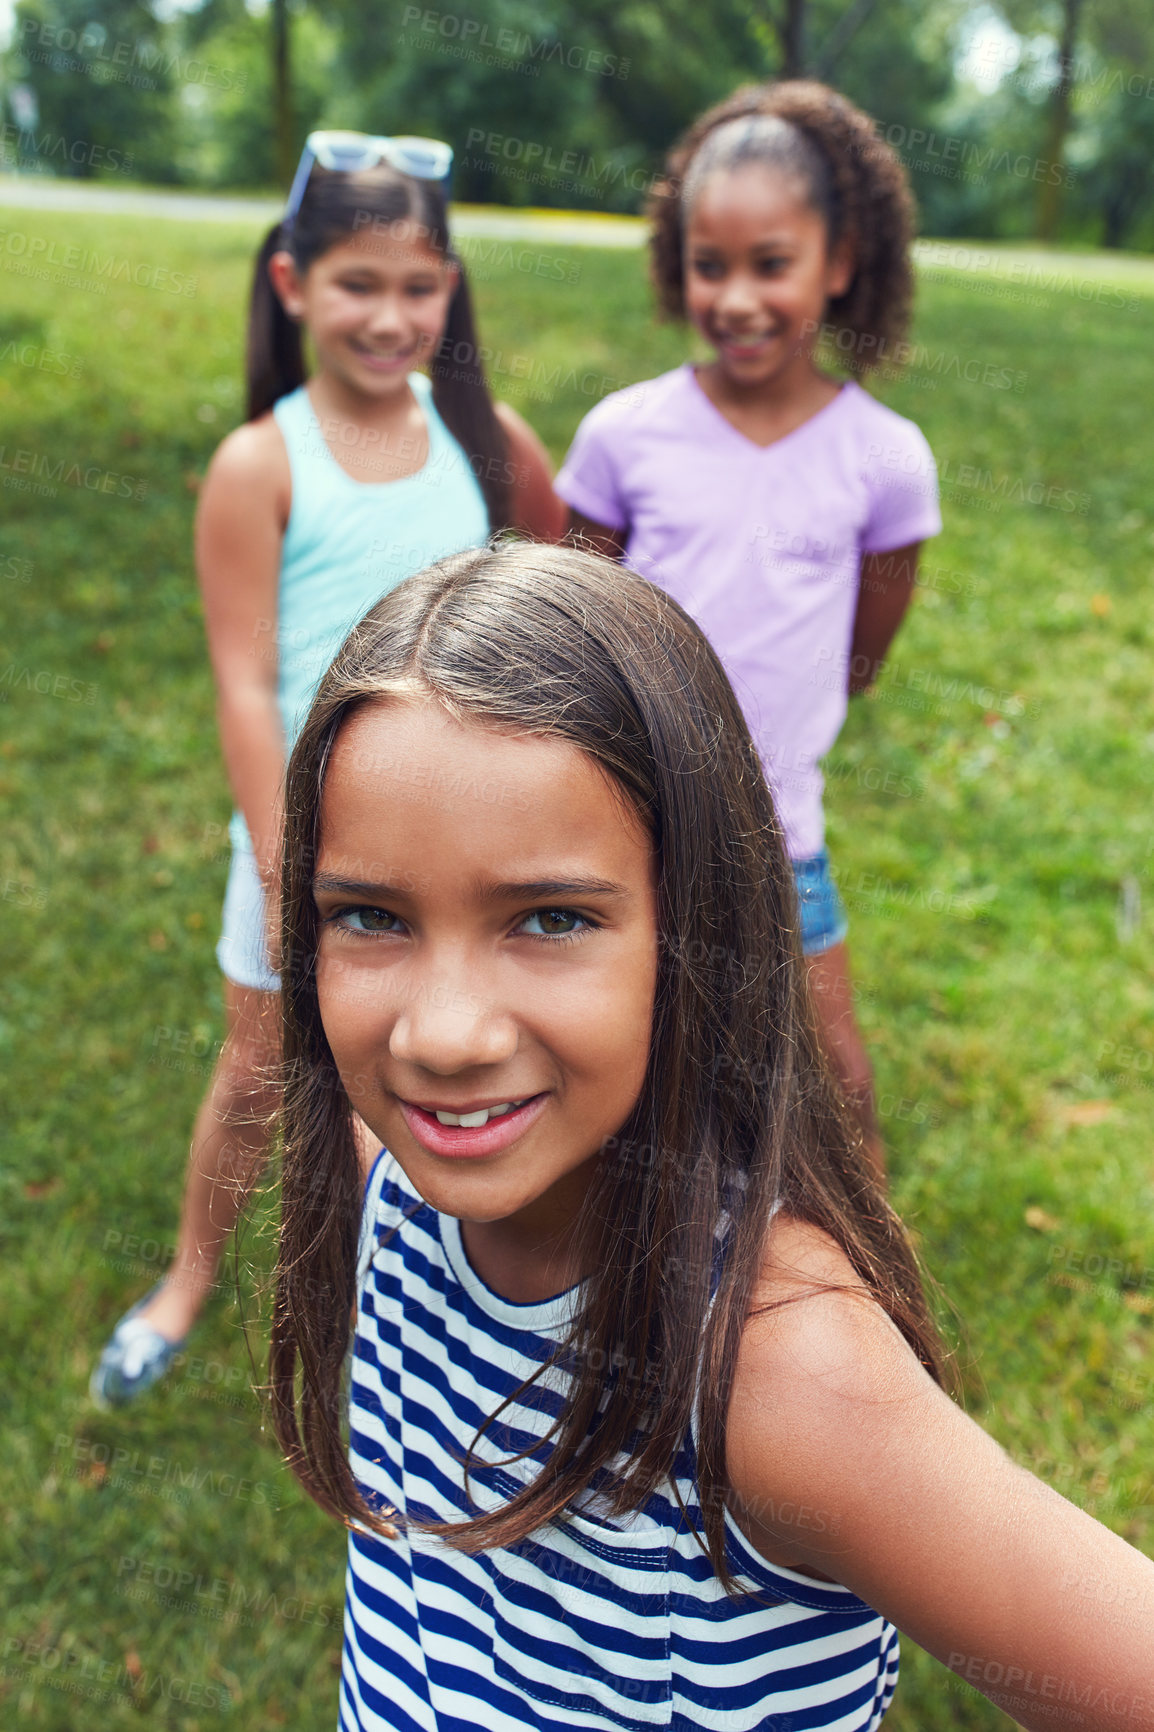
[{"xmin": 556, "ymin": 364, "xmax": 941, "ymax": 859}]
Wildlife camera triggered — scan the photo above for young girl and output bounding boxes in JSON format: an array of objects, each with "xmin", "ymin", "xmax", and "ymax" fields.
[
  {"xmin": 557, "ymin": 82, "xmax": 940, "ymax": 1180},
  {"xmin": 91, "ymin": 132, "xmax": 563, "ymax": 1405},
  {"xmin": 273, "ymin": 542, "xmax": 1153, "ymax": 1732}
]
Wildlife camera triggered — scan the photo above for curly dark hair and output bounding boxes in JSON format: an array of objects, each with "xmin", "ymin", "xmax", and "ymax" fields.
[{"xmin": 647, "ymin": 79, "xmax": 917, "ymax": 372}]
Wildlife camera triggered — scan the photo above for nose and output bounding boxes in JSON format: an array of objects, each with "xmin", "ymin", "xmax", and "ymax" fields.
[
  {"xmin": 714, "ymin": 269, "xmax": 760, "ymax": 319},
  {"xmin": 364, "ymin": 292, "xmax": 407, "ymax": 339},
  {"xmin": 388, "ymin": 952, "xmax": 518, "ymax": 1076}
]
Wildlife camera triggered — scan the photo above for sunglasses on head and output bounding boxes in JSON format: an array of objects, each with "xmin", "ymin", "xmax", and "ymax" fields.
[{"xmin": 284, "ymin": 130, "xmax": 454, "ymax": 227}]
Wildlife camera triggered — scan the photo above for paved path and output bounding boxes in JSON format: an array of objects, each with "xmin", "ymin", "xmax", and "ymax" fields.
[
  {"xmin": 0, "ymin": 175, "xmax": 646, "ymax": 246},
  {"xmin": 1, "ymin": 176, "xmax": 1151, "ymax": 286}
]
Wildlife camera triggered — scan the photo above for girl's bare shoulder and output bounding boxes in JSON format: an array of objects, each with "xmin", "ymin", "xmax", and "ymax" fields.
[
  {"xmin": 738, "ymin": 1212, "xmax": 922, "ymax": 1410},
  {"xmin": 200, "ymin": 411, "xmax": 290, "ymax": 526},
  {"xmin": 728, "ymin": 1209, "xmax": 939, "ymax": 1532},
  {"xmin": 205, "ymin": 411, "xmax": 289, "ymax": 490}
]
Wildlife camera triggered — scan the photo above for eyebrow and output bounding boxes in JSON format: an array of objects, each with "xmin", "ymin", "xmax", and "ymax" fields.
[
  {"xmin": 479, "ymin": 877, "xmax": 629, "ymax": 902},
  {"xmin": 689, "ymin": 238, "xmax": 796, "ymax": 251},
  {"xmin": 311, "ymin": 873, "xmax": 630, "ymax": 902}
]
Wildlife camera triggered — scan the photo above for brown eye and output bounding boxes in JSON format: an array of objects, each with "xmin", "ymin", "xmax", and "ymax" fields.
[
  {"xmin": 523, "ymin": 909, "xmax": 584, "ymax": 937},
  {"xmin": 342, "ymin": 907, "xmax": 397, "ymax": 933}
]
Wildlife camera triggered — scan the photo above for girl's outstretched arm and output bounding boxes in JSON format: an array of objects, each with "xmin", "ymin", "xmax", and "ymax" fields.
[
  {"xmin": 727, "ymin": 1216, "xmax": 1154, "ymax": 1729},
  {"xmin": 195, "ymin": 416, "xmax": 290, "ymax": 883},
  {"xmin": 849, "ymin": 541, "xmax": 921, "ymax": 693},
  {"xmin": 494, "ymin": 403, "xmax": 566, "ymax": 541}
]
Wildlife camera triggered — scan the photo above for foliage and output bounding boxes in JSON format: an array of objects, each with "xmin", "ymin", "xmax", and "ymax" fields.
[
  {"xmin": 1, "ymin": 0, "xmax": 1153, "ymax": 244},
  {"xmin": 979, "ymin": 0, "xmax": 1154, "ymax": 246},
  {"xmin": 5, "ymin": 0, "xmax": 178, "ymax": 182},
  {"xmin": 170, "ymin": 2, "xmax": 340, "ymax": 190}
]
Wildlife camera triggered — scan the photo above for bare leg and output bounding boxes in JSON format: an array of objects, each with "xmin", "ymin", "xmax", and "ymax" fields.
[
  {"xmin": 136, "ymin": 979, "xmax": 280, "ymax": 1342},
  {"xmin": 803, "ymin": 941, "xmax": 886, "ymax": 1188}
]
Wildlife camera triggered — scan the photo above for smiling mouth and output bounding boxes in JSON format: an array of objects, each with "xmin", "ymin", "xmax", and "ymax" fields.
[
  {"xmin": 351, "ymin": 340, "xmax": 414, "ymax": 363},
  {"xmin": 429, "ymin": 1099, "xmax": 527, "ymax": 1128},
  {"xmin": 399, "ymin": 1092, "xmax": 548, "ymax": 1159},
  {"xmin": 718, "ymin": 330, "xmax": 777, "ymax": 350}
]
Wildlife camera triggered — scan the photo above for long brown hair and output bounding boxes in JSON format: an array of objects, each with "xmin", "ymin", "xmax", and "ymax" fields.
[
  {"xmin": 245, "ymin": 164, "xmax": 512, "ymax": 528},
  {"xmin": 271, "ymin": 541, "xmax": 945, "ymax": 1586},
  {"xmin": 648, "ymin": 79, "xmax": 917, "ymax": 371}
]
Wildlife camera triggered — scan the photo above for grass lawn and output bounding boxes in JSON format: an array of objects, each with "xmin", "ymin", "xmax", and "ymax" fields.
[{"xmin": 2, "ymin": 204, "xmax": 1153, "ymax": 1729}]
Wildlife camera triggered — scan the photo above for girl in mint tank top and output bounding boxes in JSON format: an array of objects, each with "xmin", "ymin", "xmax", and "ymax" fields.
[{"xmin": 90, "ymin": 136, "xmax": 564, "ymax": 1409}]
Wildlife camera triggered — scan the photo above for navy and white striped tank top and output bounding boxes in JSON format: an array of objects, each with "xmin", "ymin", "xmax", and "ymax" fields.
[{"xmin": 342, "ymin": 1152, "xmax": 899, "ymax": 1731}]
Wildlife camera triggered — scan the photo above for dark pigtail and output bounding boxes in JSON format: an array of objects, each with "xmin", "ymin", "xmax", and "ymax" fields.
[
  {"xmin": 431, "ymin": 267, "xmax": 512, "ymax": 532},
  {"xmin": 246, "ymin": 220, "xmax": 306, "ymax": 423},
  {"xmin": 648, "ymin": 79, "xmax": 916, "ymax": 372}
]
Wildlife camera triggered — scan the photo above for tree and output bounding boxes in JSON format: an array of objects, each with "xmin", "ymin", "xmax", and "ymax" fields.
[
  {"xmin": 1037, "ymin": 0, "xmax": 1083, "ymax": 239},
  {"xmin": 780, "ymin": 0, "xmax": 806, "ymax": 76},
  {"xmin": 988, "ymin": 0, "xmax": 1154, "ymax": 243},
  {"xmin": 271, "ymin": 0, "xmax": 293, "ymax": 191},
  {"xmin": 5, "ymin": 0, "xmax": 177, "ymax": 180}
]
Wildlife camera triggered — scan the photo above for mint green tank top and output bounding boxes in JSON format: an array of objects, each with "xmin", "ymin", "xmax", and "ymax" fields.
[{"xmin": 229, "ymin": 376, "xmax": 490, "ymax": 855}]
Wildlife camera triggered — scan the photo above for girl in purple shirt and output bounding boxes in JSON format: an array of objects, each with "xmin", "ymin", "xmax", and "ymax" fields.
[{"xmin": 557, "ymin": 80, "xmax": 941, "ymax": 1182}]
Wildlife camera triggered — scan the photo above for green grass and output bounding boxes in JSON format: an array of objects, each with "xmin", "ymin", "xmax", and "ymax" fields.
[{"xmin": 2, "ymin": 206, "xmax": 1153, "ymax": 1729}]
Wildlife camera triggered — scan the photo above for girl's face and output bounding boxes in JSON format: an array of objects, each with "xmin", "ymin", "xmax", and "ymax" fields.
[
  {"xmin": 313, "ymin": 698, "xmax": 659, "ymax": 1238},
  {"xmin": 683, "ymin": 163, "xmax": 853, "ymax": 391},
  {"xmin": 270, "ymin": 223, "xmax": 458, "ymax": 399}
]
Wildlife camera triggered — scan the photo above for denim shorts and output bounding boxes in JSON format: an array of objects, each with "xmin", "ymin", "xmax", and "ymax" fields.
[
  {"xmin": 791, "ymin": 847, "xmax": 849, "ymax": 957},
  {"xmin": 216, "ymin": 846, "xmax": 281, "ymax": 992}
]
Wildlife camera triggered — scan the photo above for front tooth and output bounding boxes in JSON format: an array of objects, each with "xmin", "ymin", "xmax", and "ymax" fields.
[{"xmin": 433, "ymin": 1100, "xmax": 525, "ymax": 1128}]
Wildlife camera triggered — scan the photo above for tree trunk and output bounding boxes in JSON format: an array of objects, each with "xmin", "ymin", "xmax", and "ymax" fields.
[
  {"xmin": 781, "ymin": 0, "xmax": 806, "ymax": 76},
  {"xmin": 812, "ymin": 0, "xmax": 880, "ymax": 81},
  {"xmin": 272, "ymin": 0, "xmax": 294, "ymax": 192},
  {"xmin": 1037, "ymin": 0, "xmax": 1083, "ymax": 242}
]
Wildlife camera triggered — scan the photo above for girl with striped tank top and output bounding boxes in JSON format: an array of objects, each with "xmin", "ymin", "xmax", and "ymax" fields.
[
  {"xmin": 272, "ymin": 543, "xmax": 1154, "ymax": 1732},
  {"xmin": 91, "ymin": 134, "xmax": 562, "ymax": 1405}
]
